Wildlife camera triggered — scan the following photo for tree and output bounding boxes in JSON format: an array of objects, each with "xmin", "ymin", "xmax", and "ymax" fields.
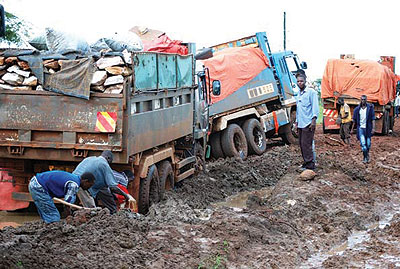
[{"xmin": 1, "ymin": 11, "xmax": 31, "ymax": 46}]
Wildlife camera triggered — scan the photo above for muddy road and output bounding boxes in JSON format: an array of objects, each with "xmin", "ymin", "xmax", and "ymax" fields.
[{"xmin": 1, "ymin": 122, "xmax": 400, "ymax": 269}]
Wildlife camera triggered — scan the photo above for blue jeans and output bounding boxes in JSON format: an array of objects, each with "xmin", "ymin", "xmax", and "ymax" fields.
[
  {"xmin": 358, "ymin": 128, "xmax": 371, "ymax": 153},
  {"xmin": 396, "ymin": 106, "xmax": 399, "ymax": 117},
  {"xmin": 28, "ymin": 177, "xmax": 60, "ymax": 223}
]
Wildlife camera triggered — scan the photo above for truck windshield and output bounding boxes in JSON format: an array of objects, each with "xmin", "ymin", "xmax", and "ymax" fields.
[{"xmin": 285, "ymin": 56, "xmax": 300, "ymax": 75}]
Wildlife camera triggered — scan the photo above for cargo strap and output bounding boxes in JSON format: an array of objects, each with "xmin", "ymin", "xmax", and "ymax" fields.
[{"xmin": 272, "ymin": 111, "xmax": 279, "ymax": 133}]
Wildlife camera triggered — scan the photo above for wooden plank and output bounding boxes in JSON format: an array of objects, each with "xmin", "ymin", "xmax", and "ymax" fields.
[
  {"xmin": 176, "ymin": 168, "xmax": 195, "ymax": 182},
  {"xmin": 176, "ymin": 156, "xmax": 196, "ymax": 169}
]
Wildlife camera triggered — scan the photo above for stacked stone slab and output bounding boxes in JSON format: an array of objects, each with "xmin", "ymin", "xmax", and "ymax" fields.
[
  {"xmin": 0, "ymin": 56, "xmax": 40, "ymax": 91},
  {"xmin": 0, "ymin": 54, "xmax": 132, "ymax": 94},
  {"xmin": 91, "ymin": 55, "xmax": 132, "ymax": 94}
]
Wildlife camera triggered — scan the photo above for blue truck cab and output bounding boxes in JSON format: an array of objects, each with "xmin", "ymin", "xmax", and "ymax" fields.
[{"xmin": 200, "ymin": 32, "xmax": 307, "ymax": 160}]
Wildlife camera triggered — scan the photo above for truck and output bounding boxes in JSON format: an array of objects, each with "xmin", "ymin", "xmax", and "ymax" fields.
[
  {"xmin": 321, "ymin": 58, "xmax": 397, "ymax": 134},
  {"xmin": 0, "ymin": 45, "xmax": 220, "ymax": 214},
  {"xmin": 199, "ymin": 32, "xmax": 307, "ymax": 160}
]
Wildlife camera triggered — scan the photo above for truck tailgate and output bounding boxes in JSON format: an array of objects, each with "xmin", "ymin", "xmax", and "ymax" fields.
[{"xmin": 0, "ymin": 90, "xmax": 124, "ymax": 161}]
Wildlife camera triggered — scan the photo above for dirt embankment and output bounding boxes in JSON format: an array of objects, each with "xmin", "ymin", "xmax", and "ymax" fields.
[{"xmin": 1, "ymin": 123, "xmax": 400, "ymax": 269}]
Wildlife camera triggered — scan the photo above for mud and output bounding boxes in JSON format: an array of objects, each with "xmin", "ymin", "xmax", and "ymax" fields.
[{"xmin": 1, "ymin": 122, "xmax": 400, "ymax": 268}]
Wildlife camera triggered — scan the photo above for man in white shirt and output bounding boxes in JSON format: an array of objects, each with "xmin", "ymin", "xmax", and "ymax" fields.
[
  {"xmin": 352, "ymin": 95, "xmax": 375, "ymax": 163},
  {"xmin": 395, "ymin": 93, "xmax": 400, "ymax": 118}
]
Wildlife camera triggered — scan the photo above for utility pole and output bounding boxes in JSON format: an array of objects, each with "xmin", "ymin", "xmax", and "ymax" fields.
[{"xmin": 283, "ymin": 11, "xmax": 286, "ymax": 51}]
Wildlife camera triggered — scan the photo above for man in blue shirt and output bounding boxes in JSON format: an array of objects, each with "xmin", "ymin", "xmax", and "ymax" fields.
[
  {"xmin": 294, "ymin": 74, "xmax": 319, "ymax": 170},
  {"xmin": 73, "ymin": 150, "xmax": 134, "ymax": 214},
  {"xmin": 28, "ymin": 171, "xmax": 95, "ymax": 223},
  {"xmin": 352, "ymin": 95, "xmax": 375, "ymax": 163}
]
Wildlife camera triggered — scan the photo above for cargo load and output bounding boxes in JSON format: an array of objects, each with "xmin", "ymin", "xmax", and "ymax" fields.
[
  {"xmin": 321, "ymin": 59, "xmax": 397, "ymax": 105},
  {"xmin": 321, "ymin": 58, "xmax": 396, "ymax": 134},
  {"xmin": 201, "ymin": 46, "xmax": 269, "ymax": 104}
]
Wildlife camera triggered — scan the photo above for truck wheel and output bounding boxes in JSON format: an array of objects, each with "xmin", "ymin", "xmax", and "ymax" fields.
[
  {"xmin": 280, "ymin": 124, "xmax": 298, "ymax": 145},
  {"xmin": 157, "ymin": 161, "xmax": 174, "ymax": 201},
  {"xmin": 322, "ymin": 116, "xmax": 327, "ymax": 134},
  {"xmin": 290, "ymin": 110, "xmax": 298, "ymax": 139},
  {"xmin": 194, "ymin": 142, "xmax": 205, "ymax": 175},
  {"xmin": 210, "ymin": 132, "xmax": 224, "ymax": 159},
  {"xmin": 382, "ymin": 110, "xmax": 390, "ymax": 135},
  {"xmin": 139, "ymin": 164, "xmax": 160, "ymax": 214},
  {"xmin": 221, "ymin": 123, "xmax": 248, "ymax": 160},
  {"xmin": 242, "ymin": 118, "xmax": 266, "ymax": 155}
]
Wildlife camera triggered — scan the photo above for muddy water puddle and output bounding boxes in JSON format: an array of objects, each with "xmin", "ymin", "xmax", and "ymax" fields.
[
  {"xmin": 212, "ymin": 187, "xmax": 273, "ymax": 209},
  {"xmin": 300, "ymin": 197, "xmax": 400, "ymax": 268},
  {"xmin": 0, "ymin": 211, "xmax": 40, "ymax": 229}
]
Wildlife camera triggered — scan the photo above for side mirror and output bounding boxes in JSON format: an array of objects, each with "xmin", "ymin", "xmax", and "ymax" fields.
[
  {"xmin": 0, "ymin": 5, "xmax": 5, "ymax": 38},
  {"xmin": 212, "ymin": 80, "xmax": 221, "ymax": 96},
  {"xmin": 300, "ymin": 61, "xmax": 308, "ymax": 69}
]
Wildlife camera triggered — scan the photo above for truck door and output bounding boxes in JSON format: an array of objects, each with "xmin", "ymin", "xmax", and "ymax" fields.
[
  {"xmin": 272, "ymin": 54, "xmax": 291, "ymax": 100},
  {"xmin": 194, "ymin": 71, "xmax": 209, "ymax": 139},
  {"xmin": 273, "ymin": 53, "xmax": 303, "ymax": 101}
]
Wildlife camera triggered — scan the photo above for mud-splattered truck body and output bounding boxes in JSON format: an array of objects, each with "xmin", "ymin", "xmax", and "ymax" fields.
[
  {"xmin": 0, "ymin": 49, "xmax": 209, "ymax": 213},
  {"xmin": 201, "ymin": 32, "xmax": 307, "ymax": 159}
]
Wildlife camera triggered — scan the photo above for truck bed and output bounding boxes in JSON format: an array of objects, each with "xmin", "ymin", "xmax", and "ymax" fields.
[
  {"xmin": 0, "ymin": 90, "xmax": 124, "ymax": 162},
  {"xmin": 0, "ymin": 52, "xmax": 196, "ymax": 164}
]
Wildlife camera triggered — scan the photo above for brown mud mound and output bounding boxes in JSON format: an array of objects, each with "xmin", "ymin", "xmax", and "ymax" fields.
[
  {"xmin": 165, "ymin": 145, "xmax": 295, "ymax": 210},
  {"xmin": 1, "ymin": 123, "xmax": 400, "ymax": 268},
  {"xmin": 0, "ymin": 208, "xmax": 150, "ymax": 269}
]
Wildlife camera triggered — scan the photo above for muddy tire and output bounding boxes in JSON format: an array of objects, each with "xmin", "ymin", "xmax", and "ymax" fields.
[
  {"xmin": 242, "ymin": 118, "xmax": 266, "ymax": 155},
  {"xmin": 280, "ymin": 123, "xmax": 298, "ymax": 145},
  {"xmin": 382, "ymin": 109, "xmax": 390, "ymax": 135},
  {"xmin": 280, "ymin": 109, "xmax": 299, "ymax": 144},
  {"xmin": 221, "ymin": 123, "xmax": 248, "ymax": 160},
  {"xmin": 138, "ymin": 164, "xmax": 160, "ymax": 214},
  {"xmin": 157, "ymin": 161, "xmax": 174, "ymax": 201},
  {"xmin": 194, "ymin": 142, "xmax": 205, "ymax": 175},
  {"xmin": 322, "ymin": 116, "xmax": 327, "ymax": 134},
  {"xmin": 210, "ymin": 132, "xmax": 224, "ymax": 159}
]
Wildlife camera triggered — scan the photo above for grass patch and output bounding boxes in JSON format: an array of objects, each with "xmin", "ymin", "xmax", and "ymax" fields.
[{"xmin": 198, "ymin": 240, "xmax": 230, "ymax": 269}]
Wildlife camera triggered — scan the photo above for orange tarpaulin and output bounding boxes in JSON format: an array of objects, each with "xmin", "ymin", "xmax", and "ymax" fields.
[
  {"xmin": 321, "ymin": 59, "xmax": 397, "ymax": 105},
  {"xmin": 202, "ymin": 47, "xmax": 269, "ymax": 104}
]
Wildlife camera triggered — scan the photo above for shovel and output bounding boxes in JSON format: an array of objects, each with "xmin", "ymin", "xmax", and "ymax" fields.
[{"xmin": 53, "ymin": 197, "xmax": 99, "ymax": 210}]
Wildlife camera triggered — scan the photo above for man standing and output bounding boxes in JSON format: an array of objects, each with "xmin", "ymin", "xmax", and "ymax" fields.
[
  {"xmin": 295, "ymin": 74, "xmax": 319, "ymax": 171},
  {"xmin": 73, "ymin": 151, "xmax": 134, "ymax": 214},
  {"xmin": 395, "ymin": 93, "xmax": 400, "ymax": 118},
  {"xmin": 352, "ymin": 95, "xmax": 375, "ymax": 163},
  {"xmin": 28, "ymin": 171, "xmax": 95, "ymax": 223},
  {"xmin": 337, "ymin": 97, "xmax": 352, "ymax": 144}
]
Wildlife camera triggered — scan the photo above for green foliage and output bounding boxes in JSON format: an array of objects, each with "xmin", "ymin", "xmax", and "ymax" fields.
[
  {"xmin": 1, "ymin": 11, "xmax": 31, "ymax": 45},
  {"xmin": 212, "ymin": 255, "xmax": 223, "ymax": 269},
  {"xmin": 197, "ymin": 240, "xmax": 230, "ymax": 269},
  {"xmin": 223, "ymin": 240, "xmax": 229, "ymax": 252}
]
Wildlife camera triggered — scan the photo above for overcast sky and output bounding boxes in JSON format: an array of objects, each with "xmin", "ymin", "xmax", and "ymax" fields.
[{"xmin": 1, "ymin": 0, "xmax": 400, "ymax": 80}]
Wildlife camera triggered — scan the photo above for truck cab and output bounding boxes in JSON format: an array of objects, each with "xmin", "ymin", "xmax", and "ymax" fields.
[
  {"xmin": 201, "ymin": 32, "xmax": 307, "ymax": 160},
  {"xmin": 211, "ymin": 31, "xmax": 306, "ymax": 109},
  {"xmin": 255, "ymin": 32, "xmax": 306, "ymax": 105}
]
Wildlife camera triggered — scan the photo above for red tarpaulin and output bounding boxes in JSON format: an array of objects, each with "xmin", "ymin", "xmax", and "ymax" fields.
[
  {"xmin": 201, "ymin": 46, "xmax": 269, "ymax": 104},
  {"xmin": 321, "ymin": 59, "xmax": 397, "ymax": 105},
  {"xmin": 143, "ymin": 34, "xmax": 188, "ymax": 55}
]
